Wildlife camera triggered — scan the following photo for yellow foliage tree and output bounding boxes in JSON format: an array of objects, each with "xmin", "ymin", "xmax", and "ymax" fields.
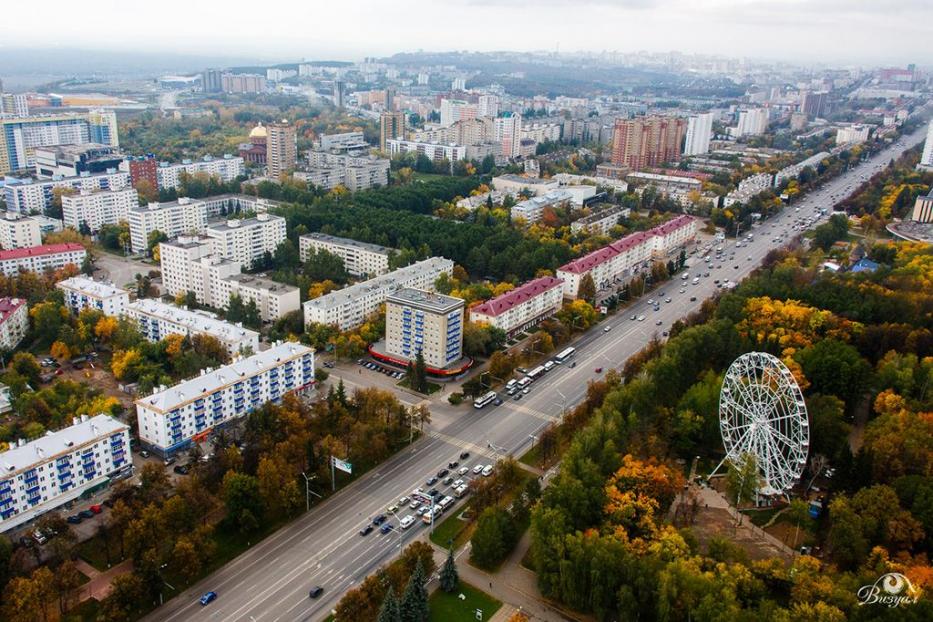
[
  {"xmin": 50, "ymin": 341, "xmax": 72, "ymax": 360},
  {"xmin": 164, "ymin": 333, "xmax": 185, "ymax": 358},
  {"xmin": 94, "ymin": 316, "xmax": 119, "ymax": 342},
  {"xmin": 111, "ymin": 349, "xmax": 142, "ymax": 380}
]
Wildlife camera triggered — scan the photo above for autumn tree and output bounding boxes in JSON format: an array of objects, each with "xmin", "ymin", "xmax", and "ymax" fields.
[{"xmin": 577, "ymin": 273, "xmax": 597, "ymax": 303}]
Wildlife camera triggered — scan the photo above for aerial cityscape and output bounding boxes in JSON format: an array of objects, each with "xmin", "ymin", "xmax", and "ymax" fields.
[{"xmin": 0, "ymin": 2, "xmax": 932, "ymax": 621}]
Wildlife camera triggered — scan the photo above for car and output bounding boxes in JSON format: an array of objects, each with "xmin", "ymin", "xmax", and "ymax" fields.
[
  {"xmin": 637, "ymin": 315, "xmax": 645, "ymax": 321},
  {"xmin": 399, "ymin": 496, "xmax": 410, "ymax": 506},
  {"xmin": 481, "ymin": 465, "xmax": 494, "ymax": 477},
  {"xmin": 139, "ymin": 450, "xmax": 150, "ymax": 459},
  {"xmin": 200, "ymin": 591, "xmax": 217, "ymax": 606},
  {"xmin": 630, "ymin": 314, "xmax": 637, "ymax": 320},
  {"xmin": 173, "ymin": 464, "xmax": 190, "ymax": 475},
  {"xmin": 655, "ymin": 320, "xmax": 662, "ymax": 326},
  {"xmin": 472, "ymin": 464, "xmax": 484, "ymax": 475},
  {"xmin": 603, "ymin": 326, "xmax": 611, "ymax": 333},
  {"xmin": 79, "ymin": 509, "xmax": 94, "ymax": 519},
  {"xmin": 460, "ymin": 451, "xmax": 470, "ymax": 460},
  {"xmin": 372, "ymin": 514, "xmax": 387, "ymax": 526},
  {"xmin": 513, "ymin": 393, "xmax": 522, "ymax": 401},
  {"xmin": 67, "ymin": 515, "xmax": 82, "ymax": 524},
  {"xmin": 428, "ymin": 488, "xmax": 440, "ymax": 498},
  {"xmin": 360, "ymin": 524, "xmax": 374, "ymax": 536},
  {"xmin": 447, "ymin": 461, "xmax": 458, "ymax": 469},
  {"xmin": 443, "ymin": 476, "xmax": 454, "ymax": 486},
  {"xmin": 453, "ymin": 479, "xmax": 465, "ymax": 488},
  {"xmin": 494, "ymin": 397, "xmax": 503, "ymax": 405},
  {"xmin": 647, "ymin": 299, "xmax": 655, "ymax": 305},
  {"xmin": 714, "ymin": 279, "xmax": 720, "ymax": 284},
  {"xmin": 747, "ymin": 256, "xmax": 752, "ymax": 261},
  {"xmin": 570, "ymin": 361, "xmax": 576, "ymax": 368},
  {"xmin": 309, "ymin": 586, "xmax": 324, "ymax": 599},
  {"xmin": 734, "ymin": 265, "xmax": 739, "ymax": 270},
  {"xmin": 408, "ymin": 499, "xmax": 421, "ymax": 510},
  {"xmin": 690, "ymin": 296, "xmax": 697, "ymax": 302},
  {"xmin": 594, "ymin": 367, "xmax": 603, "ymax": 373},
  {"xmin": 400, "ymin": 515, "xmax": 416, "ymax": 529},
  {"xmin": 662, "ymin": 331, "xmax": 669, "ymax": 337},
  {"xmin": 323, "ymin": 361, "xmax": 335, "ymax": 368},
  {"xmin": 89, "ymin": 504, "xmax": 103, "ymax": 514},
  {"xmin": 426, "ymin": 476, "xmax": 438, "ymax": 486},
  {"xmin": 458, "ymin": 466, "xmax": 469, "ymax": 476},
  {"xmin": 387, "ymin": 504, "xmax": 399, "ymax": 514},
  {"xmin": 664, "ymin": 298, "xmax": 671, "ymax": 303},
  {"xmin": 380, "ymin": 523, "xmax": 394, "ymax": 534},
  {"xmin": 679, "ymin": 289, "xmax": 685, "ymax": 294},
  {"xmin": 437, "ymin": 468, "xmax": 449, "ymax": 478}
]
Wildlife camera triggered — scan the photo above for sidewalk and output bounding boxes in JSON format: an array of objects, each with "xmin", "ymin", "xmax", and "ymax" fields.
[{"xmin": 75, "ymin": 558, "xmax": 133, "ymax": 602}]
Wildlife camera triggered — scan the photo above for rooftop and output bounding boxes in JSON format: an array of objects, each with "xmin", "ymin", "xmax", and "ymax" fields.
[
  {"xmin": 137, "ymin": 341, "xmax": 313, "ymax": 413},
  {"xmin": 471, "ymin": 277, "xmax": 563, "ymax": 318},
  {"xmin": 0, "ymin": 243, "xmax": 85, "ymax": 261},
  {"xmin": 0, "ymin": 414, "xmax": 127, "ymax": 476},
  {"xmin": 301, "ymin": 232, "xmax": 392, "ymax": 256},
  {"xmin": 493, "ymin": 174, "xmax": 558, "ymax": 185},
  {"xmin": 205, "ymin": 213, "xmax": 283, "ymax": 232},
  {"xmin": 226, "ymin": 273, "xmax": 298, "ymax": 294},
  {"xmin": 387, "ymin": 288, "xmax": 464, "ymax": 314},
  {"xmin": 0, "ymin": 298, "xmax": 25, "ymax": 324},
  {"xmin": 127, "ymin": 299, "xmax": 259, "ymax": 343},
  {"xmin": 57, "ymin": 276, "xmax": 126, "ymax": 299}
]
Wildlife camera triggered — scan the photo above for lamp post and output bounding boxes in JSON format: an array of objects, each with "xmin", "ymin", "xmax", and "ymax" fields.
[{"xmin": 301, "ymin": 472, "xmax": 321, "ymax": 513}]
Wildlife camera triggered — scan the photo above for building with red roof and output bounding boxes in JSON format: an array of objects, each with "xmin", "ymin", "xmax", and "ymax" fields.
[
  {"xmin": 470, "ymin": 276, "xmax": 564, "ymax": 337},
  {"xmin": 557, "ymin": 215, "xmax": 697, "ymax": 299},
  {"xmin": 0, "ymin": 243, "xmax": 86, "ymax": 277},
  {"xmin": 0, "ymin": 297, "xmax": 28, "ymax": 350}
]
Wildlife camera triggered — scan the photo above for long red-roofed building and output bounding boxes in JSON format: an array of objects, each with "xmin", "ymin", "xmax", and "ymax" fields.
[
  {"xmin": 557, "ymin": 215, "xmax": 697, "ymax": 299},
  {"xmin": 0, "ymin": 297, "xmax": 28, "ymax": 350},
  {"xmin": 0, "ymin": 243, "xmax": 86, "ymax": 277},
  {"xmin": 469, "ymin": 276, "xmax": 564, "ymax": 337}
]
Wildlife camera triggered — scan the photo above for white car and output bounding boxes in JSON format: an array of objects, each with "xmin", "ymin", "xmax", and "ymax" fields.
[
  {"xmin": 637, "ymin": 315, "xmax": 646, "ymax": 321},
  {"xmin": 408, "ymin": 499, "xmax": 421, "ymax": 510},
  {"xmin": 400, "ymin": 515, "xmax": 416, "ymax": 529},
  {"xmin": 458, "ymin": 466, "xmax": 469, "ymax": 476},
  {"xmin": 481, "ymin": 465, "xmax": 494, "ymax": 477},
  {"xmin": 453, "ymin": 479, "xmax": 465, "ymax": 488},
  {"xmin": 603, "ymin": 326, "xmax": 611, "ymax": 333},
  {"xmin": 472, "ymin": 464, "xmax": 484, "ymax": 475}
]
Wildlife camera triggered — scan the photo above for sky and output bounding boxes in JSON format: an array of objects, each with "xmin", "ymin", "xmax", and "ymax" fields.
[{"xmin": 3, "ymin": 0, "xmax": 932, "ymax": 66}]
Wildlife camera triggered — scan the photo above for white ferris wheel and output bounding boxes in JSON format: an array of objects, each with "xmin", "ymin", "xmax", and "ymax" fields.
[{"xmin": 714, "ymin": 352, "xmax": 810, "ymax": 496}]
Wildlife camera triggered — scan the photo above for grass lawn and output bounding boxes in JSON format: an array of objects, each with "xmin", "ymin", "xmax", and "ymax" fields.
[
  {"xmin": 76, "ymin": 534, "xmax": 120, "ymax": 572},
  {"xmin": 69, "ymin": 597, "xmax": 100, "ymax": 621},
  {"xmin": 429, "ymin": 581, "xmax": 502, "ymax": 622},
  {"xmin": 429, "ymin": 507, "xmax": 474, "ymax": 550},
  {"xmin": 743, "ymin": 507, "xmax": 782, "ymax": 528},
  {"xmin": 518, "ymin": 442, "xmax": 542, "ymax": 468},
  {"xmin": 398, "ymin": 378, "xmax": 442, "ymax": 395}
]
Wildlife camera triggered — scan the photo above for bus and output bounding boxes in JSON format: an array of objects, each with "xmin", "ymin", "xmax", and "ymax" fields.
[
  {"xmin": 473, "ymin": 391, "xmax": 498, "ymax": 409},
  {"xmin": 527, "ymin": 366, "xmax": 546, "ymax": 382},
  {"xmin": 555, "ymin": 347, "xmax": 576, "ymax": 363}
]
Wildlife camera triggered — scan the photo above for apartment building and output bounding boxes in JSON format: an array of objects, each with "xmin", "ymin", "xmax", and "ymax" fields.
[
  {"xmin": 128, "ymin": 197, "xmax": 209, "ymax": 254},
  {"xmin": 126, "ymin": 299, "xmax": 259, "ymax": 356},
  {"xmin": 610, "ymin": 116, "xmax": 686, "ymax": 171},
  {"xmin": 491, "ymin": 174, "xmax": 559, "ymax": 197},
  {"xmin": 3, "ymin": 170, "xmax": 131, "ymax": 214},
  {"xmin": 570, "ymin": 204, "xmax": 632, "ymax": 236},
  {"xmin": 0, "ymin": 414, "xmax": 131, "ymax": 533},
  {"xmin": 683, "ymin": 112, "xmax": 714, "ymax": 156},
  {"xmin": 0, "ymin": 111, "xmax": 119, "ymax": 175},
  {"xmin": 385, "ymin": 289, "xmax": 464, "ymax": 369},
  {"xmin": 298, "ymin": 152, "xmax": 389, "ymax": 191},
  {"xmin": 154, "ymin": 155, "xmax": 245, "ymax": 191},
  {"xmin": 204, "ymin": 213, "xmax": 287, "ymax": 269},
  {"xmin": 216, "ymin": 274, "xmax": 300, "ymax": 323},
  {"xmin": 440, "ymin": 99, "xmax": 478, "ymax": 127},
  {"xmin": 0, "ymin": 212, "xmax": 43, "ymax": 249},
  {"xmin": 303, "ymin": 257, "xmax": 453, "ymax": 331},
  {"xmin": 57, "ymin": 276, "xmax": 129, "ymax": 316},
  {"xmin": 135, "ymin": 342, "xmax": 314, "ymax": 457},
  {"xmin": 385, "ymin": 139, "xmax": 467, "ymax": 163},
  {"xmin": 494, "ymin": 113, "xmax": 522, "ymax": 159},
  {"xmin": 0, "ymin": 298, "xmax": 29, "ymax": 351},
  {"xmin": 299, "ymin": 233, "xmax": 392, "ymax": 278},
  {"xmin": 267, "ymin": 122, "xmax": 297, "ymax": 178},
  {"xmin": 469, "ymin": 276, "xmax": 564, "ymax": 338},
  {"xmin": 836, "ymin": 124, "xmax": 871, "ymax": 145},
  {"xmin": 379, "ymin": 111, "xmax": 406, "ymax": 152},
  {"xmin": 0, "ymin": 243, "xmax": 86, "ymax": 277},
  {"xmin": 557, "ymin": 215, "xmax": 697, "ymax": 299},
  {"xmin": 773, "ymin": 152, "xmax": 830, "ymax": 187},
  {"xmin": 510, "ymin": 190, "xmax": 574, "ymax": 224},
  {"xmin": 61, "ymin": 187, "xmax": 138, "ymax": 233},
  {"xmin": 724, "ymin": 172, "xmax": 774, "ymax": 207}
]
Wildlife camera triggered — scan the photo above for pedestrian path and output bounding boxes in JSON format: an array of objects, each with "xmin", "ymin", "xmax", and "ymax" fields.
[{"xmin": 76, "ymin": 558, "xmax": 134, "ymax": 602}]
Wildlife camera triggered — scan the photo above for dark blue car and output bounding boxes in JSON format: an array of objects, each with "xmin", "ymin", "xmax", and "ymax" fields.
[{"xmin": 200, "ymin": 591, "xmax": 217, "ymax": 606}]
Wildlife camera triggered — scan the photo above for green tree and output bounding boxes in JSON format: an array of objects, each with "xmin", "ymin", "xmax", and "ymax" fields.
[
  {"xmin": 414, "ymin": 351, "xmax": 427, "ymax": 393},
  {"xmin": 399, "ymin": 559, "xmax": 428, "ymax": 622},
  {"xmin": 725, "ymin": 452, "xmax": 760, "ymax": 508},
  {"xmin": 377, "ymin": 586, "xmax": 402, "ymax": 622},
  {"xmin": 470, "ymin": 506, "xmax": 517, "ymax": 569},
  {"xmin": 796, "ymin": 339, "xmax": 871, "ymax": 407},
  {"xmin": 786, "ymin": 498, "xmax": 811, "ymax": 549},
  {"xmin": 577, "ymin": 273, "xmax": 597, "ymax": 303},
  {"xmin": 439, "ymin": 547, "xmax": 459, "ymax": 593},
  {"xmin": 223, "ymin": 471, "xmax": 263, "ymax": 533}
]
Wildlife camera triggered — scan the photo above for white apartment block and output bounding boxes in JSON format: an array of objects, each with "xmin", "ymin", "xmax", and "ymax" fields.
[
  {"xmin": 557, "ymin": 215, "xmax": 698, "ymax": 299},
  {"xmin": 0, "ymin": 298, "xmax": 29, "ymax": 351},
  {"xmin": 920, "ymin": 121, "xmax": 933, "ymax": 171},
  {"xmin": 205, "ymin": 214, "xmax": 286, "ymax": 269},
  {"xmin": 511, "ymin": 190, "xmax": 575, "ymax": 224},
  {"xmin": 491, "ymin": 174, "xmax": 559, "ymax": 197},
  {"xmin": 734, "ymin": 108, "xmax": 769, "ymax": 137},
  {"xmin": 684, "ymin": 112, "xmax": 714, "ymax": 156},
  {"xmin": 0, "ymin": 212, "xmax": 43, "ymax": 249},
  {"xmin": 494, "ymin": 113, "xmax": 522, "ymax": 159},
  {"xmin": 316, "ymin": 132, "xmax": 367, "ymax": 152},
  {"xmin": 469, "ymin": 276, "xmax": 564, "ymax": 338},
  {"xmin": 128, "ymin": 197, "xmax": 209, "ymax": 254},
  {"xmin": 440, "ymin": 99, "xmax": 478, "ymax": 127},
  {"xmin": 303, "ymin": 257, "xmax": 454, "ymax": 331},
  {"xmin": 0, "ymin": 243, "xmax": 86, "ymax": 277},
  {"xmin": 57, "ymin": 276, "xmax": 129, "ymax": 316},
  {"xmin": 298, "ymin": 152, "xmax": 389, "ymax": 191},
  {"xmin": 552, "ymin": 173, "xmax": 629, "ymax": 194},
  {"xmin": 0, "ymin": 414, "xmax": 131, "ymax": 533},
  {"xmin": 478, "ymin": 95, "xmax": 499, "ymax": 118},
  {"xmin": 62, "ymin": 187, "xmax": 137, "ymax": 233},
  {"xmin": 521, "ymin": 123, "xmax": 561, "ymax": 144},
  {"xmin": 724, "ymin": 172, "xmax": 774, "ymax": 207},
  {"xmin": 570, "ymin": 204, "xmax": 632, "ymax": 236},
  {"xmin": 135, "ymin": 342, "xmax": 314, "ymax": 457},
  {"xmin": 3, "ymin": 170, "xmax": 131, "ymax": 214},
  {"xmin": 385, "ymin": 289, "xmax": 464, "ymax": 369},
  {"xmin": 154, "ymin": 155, "xmax": 245, "ymax": 191},
  {"xmin": 836, "ymin": 124, "xmax": 871, "ymax": 145},
  {"xmin": 299, "ymin": 233, "xmax": 392, "ymax": 278},
  {"xmin": 773, "ymin": 151, "xmax": 830, "ymax": 187},
  {"xmin": 159, "ymin": 237, "xmax": 299, "ymax": 321},
  {"xmin": 386, "ymin": 139, "xmax": 467, "ymax": 163},
  {"xmin": 126, "ymin": 299, "xmax": 259, "ymax": 356}
]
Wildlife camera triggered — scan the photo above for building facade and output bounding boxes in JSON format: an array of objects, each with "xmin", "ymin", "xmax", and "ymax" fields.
[
  {"xmin": 610, "ymin": 116, "xmax": 686, "ymax": 171},
  {"xmin": 3, "ymin": 170, "xmax": 131, "ymax": 214},
  {"xmin": 57, "ymin": 276, "xmax": 129, "ymax": 316},
  {"xmin": 385, "ymin": 139, "xmax": 466, "ymax": 163},
  {"xmin": 570, "ymin": 204, "xmax": 632, "ymax": 236},
  {"xmin": 0, "ymin": 414, "xmax": 131, "ymax": 532},
  {"xmin": 0, "ymin": 111, "xmax": 119, "ymax": 175},
  {"xmin": 126, "ymin": 299, "xmax": 259, "ymax": 356},
  {"xmin": 153, "ymin": 155, "xmax": 244, "ymax": 191},
  {"xmin": 0, "ymin": 243, "xmax": 86, "ymax": 277},
  {"xmin": 0, "ymin": 298, "xmax": 28, "ymax": 351},
  {"xmin": 912, "ymin": 189, "xmax": 933, "ymax": 223},
  {"xmin": 204, "ymin": 213, "xmax": 287, "ymax": 269},
  {"xmin": 303, "ymin": 257, "xmax": 453, "ymax": 331},
  {"xmin": 128, "ymin": 197, "xmax": 209, "ymax": 254},
  {"xmin": 135, "ymin": 342, "xmax": 313, "ymax": 457},
  {"xmin": 267, "ymin": 122, "xmax": 297, "ymax": 178},
  {"xmin": 61, "ymin": 187, "xmax": 138, "ymax": 233},
  {"xmin": 299, "ymin": 233, "xmax": 392, "ymax": 278},
  {"xmin": 385, "ymin": 289, "xmax": 464, "ymax": 369},
  {"xmin": 510, "ymin": 190, "xmax": 574, "ymax": 224},
  {"xmin": 380, "ymin": 112, "xmax": 406, "ymax": 152},
  {"xmin": 494, "ymin": 113, "xmax": 522, "ymax": 159},
  {"xmin": 0, "ymin": 212, "xmax": 43, "ymax": 249},
  {"xmin": 683, "ymin": 112, "xmax": 713, "ymax": 156},
  {"xmin": 469, "ymin": 276, "xmax": 563, "ymax": 337}
]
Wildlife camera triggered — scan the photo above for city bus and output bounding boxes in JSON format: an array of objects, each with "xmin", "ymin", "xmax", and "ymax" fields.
[
  {"xmin": 473, "ymin": 391, "xmax": 498, "ymax": 409},
  {"xmin": 555, "ymin": 347, "xmax": 576, "ymax": 363},
  {"xmin": 526, "ymin": 366, "xmax": 546, "ymax": 382}
]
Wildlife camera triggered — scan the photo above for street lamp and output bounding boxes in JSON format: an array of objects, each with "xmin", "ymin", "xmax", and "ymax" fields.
[{"xmin": 301, "ymin": 472, "xmax": 322, "ymax": 513}]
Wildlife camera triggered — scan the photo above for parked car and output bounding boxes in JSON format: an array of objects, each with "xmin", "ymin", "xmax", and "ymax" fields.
[
  {"xmin": 359, "ymin": 524, "xmax": 374, "ymax": 536},
  {"xmin": 447, "ymin": 461, "xmax": 458, "ymax": 469},
  {"xmin": 426, "ymin": 476, "xmax": 438, "ymax": 486},
  {"xmin": 472, "ymin": 464, "xmax": 484, "ymax": 475},
  {"xmin": 380, "ymin": 523, "xmax": 394, "ymax": 534},
  {"xmin": 139, "ymin": 450, "xmax": 150, "ymax": 459},
  {"xmin": 481, "ymin": 465, "xmax": 494, "ymax": 477},
  {"xmin": 459, "ymin": 451, "xmax": 470, "ymax": 460},
  {"xmin": 79, "ymin": 509, "xmax": 94, "ymax": 519},
  {"xmin": 372, "ymin": 514, "xmax": 387, "ymax": 526},
  {"xmin": 200, "ymin": 591, "xmax": 217, "ymax": 606},
  {"xmin": 436, "ymin": 468, "xmax": 449, "ymax": 478},
  {"xmin": 173, "ymin": 464, "xmax": 190, "ymax": 475},
  {"xmin": 89, "ymin": 504, "xmax": 103, "ymax": 514},
  {"xmin": 594, "ymin": 367, "xmax": 603, "ymax": 373},
  {"xmin": 66, "ymin": 515, "xmax": 82, "ymax": 524},
  {"xmin": 398, "ymin": 496, "xmax": 410, "ymax": 506},
  {"xmin": 458, "ymin": 467, "xmax": 469, "ymax": 476}
]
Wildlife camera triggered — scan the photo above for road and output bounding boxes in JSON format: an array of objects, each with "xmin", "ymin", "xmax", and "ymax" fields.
[{"xmin": 143, "ymin": 118, "xmax": 929, "ymax": 622}]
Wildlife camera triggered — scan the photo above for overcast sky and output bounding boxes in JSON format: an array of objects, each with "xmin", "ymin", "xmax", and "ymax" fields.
[{"xmin": 3, "ymin": 0, "xmax": 931, "ymax": 66}]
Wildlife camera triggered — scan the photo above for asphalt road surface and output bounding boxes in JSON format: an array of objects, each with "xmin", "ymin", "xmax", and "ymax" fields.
[{"xmin": 143, "ymin": 117, "xmax": 929, "ymax": 622}]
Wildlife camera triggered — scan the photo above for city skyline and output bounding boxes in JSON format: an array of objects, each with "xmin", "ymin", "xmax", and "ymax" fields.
[{"xmin": 2, "ymin": 0, "xmax": 931, "ymax": 66}]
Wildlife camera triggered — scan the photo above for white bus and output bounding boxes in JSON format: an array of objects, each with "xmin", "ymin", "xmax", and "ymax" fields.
[
  {"xmin": 473, "ymin": 391, "xmax": 498, "ymax": 409},
  {"xmin": 555, "ymin": 347, "xmax": 576, "ymax": 363},
  {"xmin": 527, "ymin": 366, "xmax": 546, "ymax": 382}
]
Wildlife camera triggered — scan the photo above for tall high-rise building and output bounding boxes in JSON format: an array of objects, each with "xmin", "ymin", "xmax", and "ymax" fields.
[
  {"xmin": 451, "ymin": 78, "xmax": 466, "ymax": 91},
  {"xmin": 0, "ymin": 112, "xmax": 120, "ymax": 175},
  {"xmin": 380, "ymin": 111, "xmax": 406, "ymax": 152},
  {"xmin": 683, "ymin": 112, "xmax": 713, "ymax": 156},
  {"xmin": 734, "ymin": 108, "xmax": 769, "ymax": 137},
  {"xmin": 202, "ymin": 69, "xmax": 223, "ymax": 93},
  {"xmin": 333, "ymin": 80, "xmax": 346, "ymax": 108},
  {"xmin": 384, "ymin": 88, "xmax": 396, "ymax": 112},
  {"xmin": 919, "ymin": 121, "xmax": 933, "ymax": 171},
  {"xmin": 801, "ymin": 91, "xmax": 828, "ymax": 119},
  {"xmin": 87, "ymin": 109, "xmax": 119, "ymax": 146},
  {"xmin": 266, "ymin": 121, "xmax": 297, "ymax": 178},
  {"xmin": 610, "ymin": 116, "xmax": 686, "ymax": 170},
  {"xmin": 478, "ymin": 95, "xmax": 499, "ymax": 118},
  {"xmin": 440, "ymin": 99, "xmax": 478, "ymax": 127},
  {"xmin": 494, "ymin": 112, "xmax": 522, "ymax": 159}
]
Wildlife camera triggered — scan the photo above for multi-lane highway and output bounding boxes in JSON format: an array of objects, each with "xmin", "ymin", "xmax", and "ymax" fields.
[{"xmin": 144, "ymin": 117, "xmax": 929, "ymax": 622}]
